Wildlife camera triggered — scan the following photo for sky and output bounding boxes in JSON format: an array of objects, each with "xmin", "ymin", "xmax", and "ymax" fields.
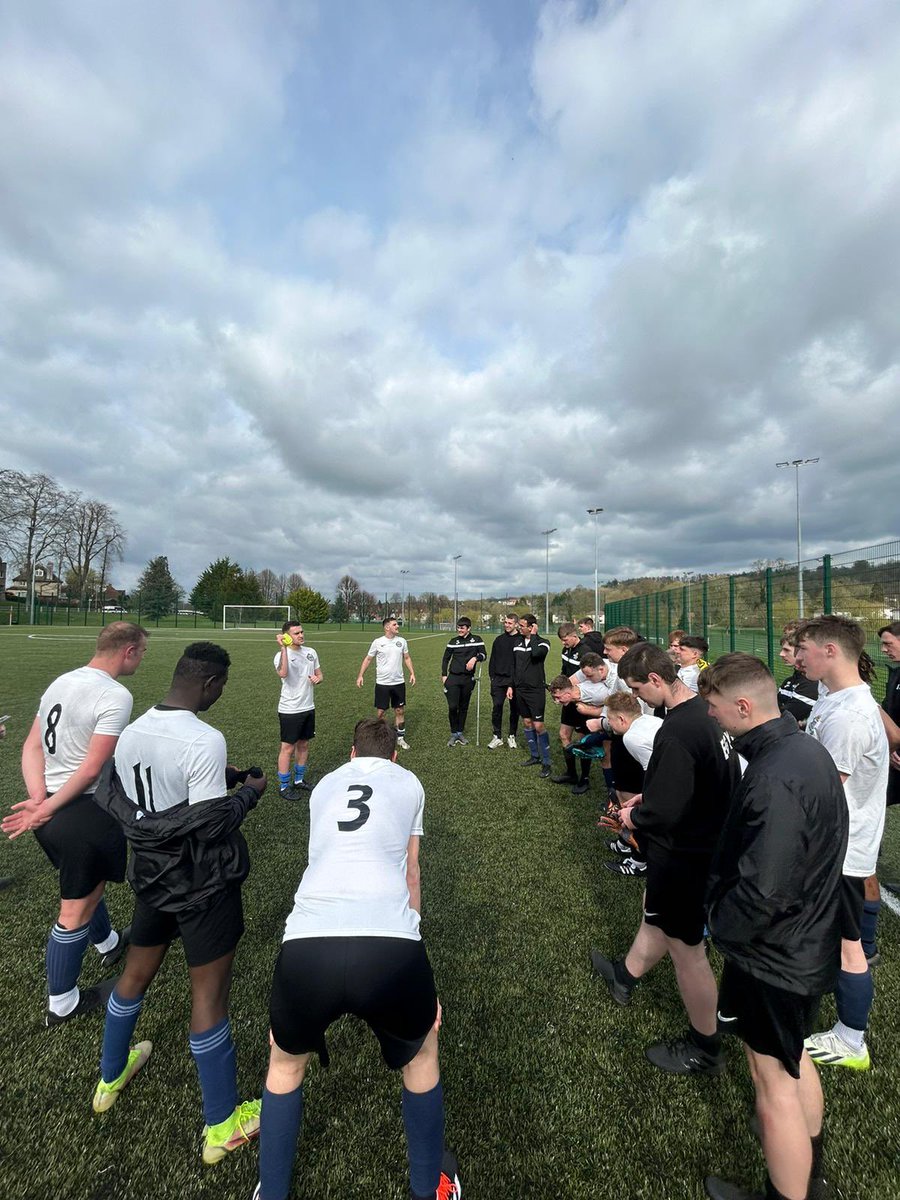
[{"xmin": 1, "ymin": 0, "xmax": 898, "ymax": 603}]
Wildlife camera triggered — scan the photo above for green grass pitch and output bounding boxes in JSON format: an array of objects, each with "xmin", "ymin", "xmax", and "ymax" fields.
[{"xmin": 0, "ymin": 626, "xmax": 898, "ymax": 1200}]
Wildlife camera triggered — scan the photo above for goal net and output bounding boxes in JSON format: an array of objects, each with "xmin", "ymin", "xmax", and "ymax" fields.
[{"xmin": 222, "ymin": 605, "xmax": 292, "ymax": 631}]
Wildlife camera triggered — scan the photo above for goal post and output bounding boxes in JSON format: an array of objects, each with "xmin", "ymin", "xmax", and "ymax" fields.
[{"xmin": 222, "ymin": 604, "xmax": 293, "ymax": 631}]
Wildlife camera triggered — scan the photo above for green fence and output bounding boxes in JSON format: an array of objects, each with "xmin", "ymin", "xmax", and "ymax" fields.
[{"xmin": 604, "ymin": 539, "xmax": 900, "ymax": 701}]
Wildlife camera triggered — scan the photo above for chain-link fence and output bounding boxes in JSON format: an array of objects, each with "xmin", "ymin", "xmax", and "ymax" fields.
[{"xmin": 604, "ymin": 539, "xmax": 900, "ymax": 701}]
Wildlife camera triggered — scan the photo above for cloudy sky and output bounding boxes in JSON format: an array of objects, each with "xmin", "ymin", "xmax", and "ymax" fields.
[{"xmin": 1, "ymin": 0, "xmax": 897, "ymax": 603}]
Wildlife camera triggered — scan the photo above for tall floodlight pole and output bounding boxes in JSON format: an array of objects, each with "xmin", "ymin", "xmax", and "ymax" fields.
[
  {"xmin": 453, "ymin": 555, "xmax": 462, "ymax": 627},
  {"xmin": 776, "ymin": 458, "xmax": 820, "ymax": 618},
  {"xmin": 400, "ymin": 569, "xmax": 410, "ymax": 627},
  {"xmin": 542, "ymin": 528, "xmax": 557, "ymax": 631},
  {"xmin": 587, "ymin": 507, "xmax": 603, "ymax": 622}
]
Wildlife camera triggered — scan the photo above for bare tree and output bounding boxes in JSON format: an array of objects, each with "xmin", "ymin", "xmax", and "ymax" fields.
[
  {"xmin": 0, "ymin": 469, "xmax": 69, "ymax": 610},
  {"xmin": 336, "ymin": 574, "xmax": 361, "ymax": 617},
  {"xmin": 257, "ymin": 568, "xmax": 280, "ymax": 605},
  {"xmin": 286, "ymin": 572, "xmax": 306, "ymax": 593},
  {"xmin": 63, "ymin": 496, "xmax": 125, "ymax": 606}
]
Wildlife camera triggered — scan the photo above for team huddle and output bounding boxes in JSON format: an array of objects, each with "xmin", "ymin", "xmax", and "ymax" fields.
[{"xmin": 4, "ymin": 612, "xmax": 900, "ymax": 1200}]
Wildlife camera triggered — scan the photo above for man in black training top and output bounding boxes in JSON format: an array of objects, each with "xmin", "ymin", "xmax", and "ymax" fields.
[
  {"xmin": 701, "ymin": 654, "xmax": 847, "ymax": 1200},
  {"xmin": 488, "ymin": 613, "xmax": 520, "ymax": 748},
  {"xmin": 441, "ymin": 618, "xmax": 486, "ymax": 747},
  {"xmin": 551, "ymin": 623, "xmax": 591, "ymax": 790},
  {"xmin": 777, "ymin": 624, "xmax": 818, "ymax": 729},
  {"xmin": 578, "ymin": 616, "xmax": 605, "ymax": 656},
  {"xmin": 510, "ymin": 614, "xmax": 552, "ymax": 778},
  {"xmin": 878, "ymin": 621, "xmax": 900, "ymax": 809},
  {"xmin": 591, "ymin": 641, "xmax": 740, "ymax": 1075}
]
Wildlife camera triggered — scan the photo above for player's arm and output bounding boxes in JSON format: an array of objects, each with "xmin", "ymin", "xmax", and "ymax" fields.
[
  {"xmin": 356, "ymin": 655, "xmax": 373, "ymax": 687},
  {"xmin": 404, "ymin": 651, "xmax": 416, "ymax": 686},
  {"xmin": 406, "ymin": 834, "xmax": 421, "ymax": 915},
  {"xmin": 20, "ymin": 717, "xmax": 47, "ymax": 802},
  {"xmin": 880, "ymin": 706, "xmax": 900, "ymax": 752},
  {"xmin": 630, "ymin": 741, "xmax": 695, "ymax": 836},
  {"xmin": 4, "ymin": 732, "xmax": 120, "ymax": 838},
  {"xmin": 441, "ymin": 643, "xmax": 452, "ymax": 683},
  {"xmin": 276, "ymin": 641, "xmax": 290, "ymax": 678},
  {"xmin": 531, "ymin": 637, "xmax": 550, "ymax": 662},
  {"xmin": 310, "ymin": 651, "xmax": 323, "ymax": 686}
]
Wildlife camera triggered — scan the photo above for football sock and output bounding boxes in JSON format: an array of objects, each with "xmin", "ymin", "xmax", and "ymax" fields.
[
  {"xmin": 46, "ymin": 922, "xmax": 90, "ymax": 1016},
  {"xmin": 525, "ymin": 728, "xmax": 538, "ymax": 757},
  {"xmin": 688, "ymin": 1025, "xmax": 722, "ymax": 1055},
  {"xmin": 537, "ymin": 731, "xmax": 550, "ymax": 763},
  {"xmin": 811, "ymin": 1131, "xmax": 824, "ymax": 1180},
  {"xmin": 100, "ymin": 988, "xmax": 145, "ymax": 1082},
  {"xmin": 396, "ymin": 724, "xmax": 406, "ymax": 737},
  {"xmin": 189, "ymin": 1017, "xmax": 239, "ymax": 1126},
  {"xmin": 614, "ymin": 959, "xmax": 639, "ymax": 987},
  {"xmin": 579, "ymin": 757, "xmax": 591, "ymax": 782},
  {"xmin": 562, "ymin": 748, "xmax": 577, "ymax": 780},
  {"xmin": 602, "ymin": 766, "xmax": 615, "ymax": 790},
  {"xmin": 402, "ymin": 1081, "xmax": 444, "ymax": 1199},
  {"xmin": 763, "ymin": 1178, "xmax": 792, "ymax": 1200},
  {"xmin": 259, "ymin": 1084, "xmax": 304, "ymax": 1200},
  {"xmin": 834, "ymin": 968, "xmax": 873, "ymax": 1040},
  {"xmin": 278, "ymin": 771, "xmax": 291, "ymax": 792},
  {"xmin": 860, "ymin": 900, "xmax": 880, "ymax": 957},
  {"xmin": 293, "ymin": 764, "xmax": 307, "ymax": 783},
  {"xmin": 88, "ymin": 899, "xmax": 112, "ymax": 948}
]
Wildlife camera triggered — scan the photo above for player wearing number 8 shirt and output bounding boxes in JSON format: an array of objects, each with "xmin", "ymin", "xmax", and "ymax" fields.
[
  {"xmin": 2, "ymin": 622, "xmax": 148, "ymax": 1025},
  {"xmin": 254, "ymin": 717, "xmax": 460, "ymax": 1200}
]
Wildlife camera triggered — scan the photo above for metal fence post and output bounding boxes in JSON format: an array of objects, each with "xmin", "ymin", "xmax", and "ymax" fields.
[
  {"xmin": 765, "ymin": 567, "xmax": 775, "ymax": 671},
  {"xmin": 702, "ymin": 579, "xmax": 708, "ymax": 640},
  {"xmin": 729, "ymin": 575, "xmax": 736, "ymax": 652},
  {"xmin": 822, "ymin": 554, "xmax": 832, "ymax": 614}
]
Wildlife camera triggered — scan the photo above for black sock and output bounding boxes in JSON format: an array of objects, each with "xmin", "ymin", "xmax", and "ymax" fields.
[
  {"xmin": 579, "ymin": 758, "xmax": 591, "ymax": 782},
  {"xmin": 763, "ymin": 1177, "xmax": 792, "ymax": 1200},
  {"xmin": 563, "ymin": 748, "xmax": 577, "ymax": 779},
  {"xmin": 688, "ymin": 1025, "xmax": 722, "ymax": 1055},
  {"xmin": 810, "ymin": 1130, "xmax": 824, "ymax": 1180},
  {"xmin": 614, "ymin": 959, "xmax": 638, "ymax": 987}
]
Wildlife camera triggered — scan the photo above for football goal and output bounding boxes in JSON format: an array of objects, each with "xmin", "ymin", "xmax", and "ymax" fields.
[{"xmin": 222, "ymin": 604, "xmax": 292, "ymax": 630}]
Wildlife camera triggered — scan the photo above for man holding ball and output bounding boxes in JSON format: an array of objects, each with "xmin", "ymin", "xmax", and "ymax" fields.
[{"xmin": 275, "ymin": 621, "xmax": 322, "ymax": 800}]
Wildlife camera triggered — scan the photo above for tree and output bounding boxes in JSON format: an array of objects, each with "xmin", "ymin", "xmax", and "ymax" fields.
[
  {"xmin": 257, "ymin": 568, "xmax": 282, "ymax": 605},
  {"xmin": 336, "ymin": 575, "xmax": 361, "ymax": 618},
  {"xmin": 0, "ymin": 470, "xmax": 69, "ymax": 610},
  {"xmin": 357, "ymin": 589, "xmax": 379, "ymax": 622},
  {"xmin": 63, "ymin": 496, "xmax": 125, "ymax": 605},
  {"xmin": 190, "ymin": 558, "xmax": 262, "ymax": 616},
  {"xmin": 136, "ymin": 555, "xmax": 182, "ymax": 619},
  {"xmin": 287, "ymin": 586, "xmax": 329, "ymax": 624},
  {"xmin": 330, "ymin": 595, "xmax": 349, "ymax": 622}
]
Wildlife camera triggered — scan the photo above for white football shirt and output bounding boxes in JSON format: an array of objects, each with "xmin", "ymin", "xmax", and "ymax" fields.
[
  {"xmin": 283, "ymin": 756, "xmax": 425, "ymax": 941},
  {"xmin": 678, "ymin": 664, "xmax": 701, "ymax": 692},
  {"xmin": 623, "ymin": 714, "xmax": 664, "ymax": 770},
  {"xmin": 366, "ymin": 635, "xmax": 408, "ymax": 685},
  {"xmin": 806, "ymin": 684, "xmax": 889, "ymax": 876},
  {"xmin": 114, "ymin": 707, "xmax": 227, "ymax": 812},
  {"xmin": 273, "ymin": 647, "xmax": 321, "ymax": 714},
  {"xmin": 38, "ymin": 666, "xmax": 134, "ymax": 795}
]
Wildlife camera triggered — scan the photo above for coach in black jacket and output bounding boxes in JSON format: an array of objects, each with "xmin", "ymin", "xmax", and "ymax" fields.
[
  {"xmin": 441, "ymin": 618, "xmax": 486, "ymax": 745},
  {"xmin": 700, "ymin": 653, "xmax": 847, "ymax": 1200},
  {"xmin": 488, "ymin": 613, "xmax": 520, "ymax": 747}
]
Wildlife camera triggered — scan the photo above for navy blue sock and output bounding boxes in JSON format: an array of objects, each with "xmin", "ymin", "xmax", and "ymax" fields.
[
  {"xmin": 861, "ymin": 900, "xmax": 880, "ymax": 958},
  {"xmin": 189, "ymin": 1018, "xmax": 239, "ymax": 1125},
  {"xmin": 100, "ymin": 988, "xmax": 145, "ymax": 1082},
  {"xmin": 88, "ymin": 900, "xmax": 112, "ymax": 946},
  {"xmin": 537, "ymin": 731, "xmax": 551, "ymax": 764},
  {"xmin": 835, "ymin": 968, "xmax": 874, "ymax": 1034},
  {"xmin": 525, "ymin": 728, "xmax": 538, "ymax": 757},
  {"xmin": 402, "ymin": 1082, "xmax": 444, "ymax": 1199},
  {"xmin": 278, "ymin": 771, "xmax": 291, "ymax": 792},
  {"xmin": 46, "ymin": 921, "xmax": 90, "ymax": 999},
  {"xmin": 259, "ymin": 1084, "xmax": 304, "ymax": 1200}
]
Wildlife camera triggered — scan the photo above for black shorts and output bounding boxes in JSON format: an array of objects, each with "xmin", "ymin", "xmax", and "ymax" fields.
[
  {"xmin": 717, "ymin": 960, "xmax": 822, "ymax": 1078},
  {"xmin": 279, "ymin": 710, "xmax": 316, "ymax": 745},
  {"xmin": 130, "ymin": 885, "xmax": 244, "ymax": 968},
  {"xmin": 643, "ymin": 853, "xmax": 710, "ymax": 946},
  {"xmin": 559, "ymin": 702, "xmax": 583, "ymax": 729},
  {"xmin": 270, "ymin": 936, "xmax": 437, "ymax": 1069},
  {"xmin": 516, "ymin": 687, "xmax": 546, "ymax": 723},
  {"xmin": 34, "ymin": 793, "xmax": 127, "ymax": 900},
  {"xmin": 611, "ymin": 736, "xmax": 644, "ymax": 793},
  {"xmin": 374, "ymin": 683, "xmax": 406, "ymax": 711},
  {"xmin": 840, "ymin": 875, "xmax": 865, "ymax": 941}
]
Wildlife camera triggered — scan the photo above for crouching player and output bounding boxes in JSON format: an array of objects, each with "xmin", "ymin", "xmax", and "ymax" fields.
[
  {"xmin": 91, "ymin": 643, "xmax": 266, "ymax": 1165},
  {"xmin": 253, "ymin": 717, "xmax": 460, "ymax": 1200},
  {"xmin": 701, "ymin": 654, "xmax": 847, "ymax": 1200}
]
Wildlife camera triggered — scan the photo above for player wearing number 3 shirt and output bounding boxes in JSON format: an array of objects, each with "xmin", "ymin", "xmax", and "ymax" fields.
[
  {"xmin": 253, "ymin": 717, "xmax": 460, "ymax": 1200},
  {"xmin": 2, "ymin": 622, "xmax": 148, "ymax": 1026}
]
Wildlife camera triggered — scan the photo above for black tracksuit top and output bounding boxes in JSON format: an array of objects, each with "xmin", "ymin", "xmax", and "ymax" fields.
[
  {"xmin": 488, "ymin": 630, "xmax": 519, "ymax": 686},
  {"xmin": 706, "ymin": 713, "xmax": 848, "ymax": 996},
  {"xmin": 512, "ymin": 633, "xmax": 550, "ymax": 689},
  {"xmin": 561, "ymin": 639, "xmax": 587, "ymax": 677},
  {"xmin": 442, "ymin": 632, "xmax": 487, "ymax": 677}
]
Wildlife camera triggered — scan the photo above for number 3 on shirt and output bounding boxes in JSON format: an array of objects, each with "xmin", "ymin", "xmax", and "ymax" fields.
[{"xmin": 338, "ymin": 784, "xmax": 373, "ymax": 832}]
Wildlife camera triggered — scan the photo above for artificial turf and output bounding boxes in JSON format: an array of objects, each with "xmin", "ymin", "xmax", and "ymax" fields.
[{"xmin": 0, "ymin": 626, "xmax": 898, "ymax": 1200}]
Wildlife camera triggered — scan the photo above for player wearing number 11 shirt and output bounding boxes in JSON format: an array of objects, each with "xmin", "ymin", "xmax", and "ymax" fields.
[{"xmin": 253, "ymin": 717, "xmax": 460, "ymax": 1200}]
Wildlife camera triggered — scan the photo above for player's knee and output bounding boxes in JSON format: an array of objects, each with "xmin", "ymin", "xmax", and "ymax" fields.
[{"xmin": 267, "ymin": 1042, "xmax": 309, "ymax": 1090}]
